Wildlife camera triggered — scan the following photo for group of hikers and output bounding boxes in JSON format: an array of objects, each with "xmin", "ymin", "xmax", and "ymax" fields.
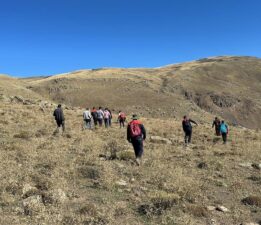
[
  {"xmin": 82, "ymin": 107, "xmax": 127, "ymax": 129},
  {"xmin": 53, "ymin": 104, "xmax": 229, "ymax": 166}
]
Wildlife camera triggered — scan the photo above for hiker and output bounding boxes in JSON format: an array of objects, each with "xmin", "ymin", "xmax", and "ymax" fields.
[
  {"xmin": 91, "ymin": 107, "xmax": 98, "ymax": 127},
  {"xmin": 97, "ymin": 107, "xmax": 104, "ymax": 127},
  {"xmin": 108, "ymin": 108, "xmax": 112, "ymax": 127},
  {"xmin": 83, "ymin": 107, "xmax": 92, "ymax": 129},
  {"xmin": 118, "ymin": 110, "xmax": 126, "ymax": 128},
  {"xmin": 220, "ymin": 120, "xmax": 229, "ymax": 144},
  {"xmin": 53, "ymin": 104, "xmax": 65, "ymax": 132},
  {"xmin": 127, "ymin": 115, "xmax": 146, "ymax": 166},
  {"xmin": 212, "ymin": 117, "xmax": 221, "ymax": 136},
  {"xmin": 103, "ymin": 108, "xmax": 111, "ymax": 128},
  {"xmin": 182, "ymin": 115, "xmax": 198, "ymax": 145}
]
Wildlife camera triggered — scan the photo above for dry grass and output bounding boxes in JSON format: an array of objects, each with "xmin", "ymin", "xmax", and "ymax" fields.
[{"xmin": 0, "ymin": 95, "xmax": 260, "ymax": 225}]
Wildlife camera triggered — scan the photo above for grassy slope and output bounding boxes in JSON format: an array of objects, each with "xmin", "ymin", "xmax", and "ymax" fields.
[
  {"xmin": 0, "ymin": 97, "xmax": 260, "ymax": 225},
  {"xmin": 24, "ymin": 56, "xmax": 261, "ymax": 129}
]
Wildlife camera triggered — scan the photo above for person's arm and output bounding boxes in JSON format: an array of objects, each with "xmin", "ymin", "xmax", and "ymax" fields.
[
  {"xmin": 53, "ymin": 110, "xmax": 56, "ymax": 117},
  {"xmin": 182, "ymin": 121, "xmax": 186, "ymax": 132},
  {"xmin": 212, "ymin": 121, "xmax": 215, "ymax": 128},
  {"xmin": 127, "ymin": 125, "xmax": 131, "ymax": 142},
  {"xmin": 140, "ymin": 124, "xmax": 146, "ymax": 140},
  {"xmin": 190, "ymin": 119, "xmax": 198, "ymax": 125}
]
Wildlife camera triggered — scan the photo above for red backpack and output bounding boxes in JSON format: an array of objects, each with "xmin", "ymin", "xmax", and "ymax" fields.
[
  {"xmin": 119, "ymin": 112, "xmax": 126, "ymax": 120},
  {"xmin": 129, "ymin": 120, "xmax": 142, "ymax": 137}
]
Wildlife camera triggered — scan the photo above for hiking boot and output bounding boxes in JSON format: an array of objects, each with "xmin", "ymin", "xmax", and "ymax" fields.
[{"xmin": 135, "ymin": 158, "xmax": 141, "ymax": 166}]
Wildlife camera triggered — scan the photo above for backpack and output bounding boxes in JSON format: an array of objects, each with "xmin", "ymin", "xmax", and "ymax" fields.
[
  {"xmin": 130, "ymin": 121, "xmax": 142, "ymax": 138},
  {"xmin": 220, "ymin": 123, "xmax": 227, "ymax": 133},
  {"xmin": 119, "ymin": 112, "xmax": 126, "ymax": 120}
]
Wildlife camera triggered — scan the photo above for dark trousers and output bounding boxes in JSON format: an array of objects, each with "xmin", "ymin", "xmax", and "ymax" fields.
[
  {"xmin": 215, "ymin": 127, "xmax": 221, "ymax": 136},
  {"xmin": 109, "ymin": 117, "xmax": 112, "ymax": 127},
  {"xmin": 98, "ymin": 118, "xmax": 103, "ymax": 127},
  {"xmin": 119, "ymin": 119, "xmax": 125, "ymax": 128},
  {"xmin": 56, "ymin": 120, "xmax": 65, "ymax": 131},
  {"xmin": 131, "ymin": 138, "xmax": 144, "ymax": 158},
  {"xmin": 104, "ymin": 118, "xmax": 109, "ymax": 128},
  {"xmin": 184, "ymin": 130, "xmax": 192, "ymax": 144},
  {"xmin": 222, "ymin": 132, "xmax": 227, "ymax": 143},
  {"xmin": 93, "ymin": 118, "xmax": 98, "ymax": 126}
]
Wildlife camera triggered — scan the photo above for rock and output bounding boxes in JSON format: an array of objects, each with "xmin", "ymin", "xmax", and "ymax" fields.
[
  {"xmin": 116, "ymin": 180, "xmax": 128, "ymax": 187},
  {"xmin": 239, "ymin": 163, "xmax": 253, "ymax": 169},
  {"xmin": 241, "ymin": 223, "xmax": 260, "ymax": 225},
  {"xmin": 22, "ymin": 184, "xmax": 39, "ymax": 198},
  {"xmin": 216, "ymin": 205, "xmax": 229, "ymax": 212},
  {"xmin": 252, "ymin": 163, "xmax": 261, "ymax": 170},
  {"xmin": 207, "ymin": 206, "xmax": 216, "ymax": 211},
  {"xmin": 50, "ymin": 189, "xmax": 67, "ymax": 203},
  {"xmin": 198, "ymin": 162, "xmax": 208, "ymax": 169},
  {"xmin": 150, "ymin": 136, "xmax": 172, "ymax": 145},
  {"xmin": 22, "ymin": 195, "xmax": 44, "ymax": 215}
]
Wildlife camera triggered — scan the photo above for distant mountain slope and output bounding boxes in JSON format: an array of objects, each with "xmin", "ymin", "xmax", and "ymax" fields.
[{"xmin": 1, "ymin": 56, "xmax": 261, "ymax": 129}]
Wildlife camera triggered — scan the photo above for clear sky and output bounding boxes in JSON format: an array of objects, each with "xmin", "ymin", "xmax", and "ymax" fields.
[{"xmin": 0, "ymin": 0, "xmax": 261, "ymax": 77}]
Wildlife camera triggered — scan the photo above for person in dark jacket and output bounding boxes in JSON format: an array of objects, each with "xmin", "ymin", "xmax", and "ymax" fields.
[
  {"xmin": 182, "ymin": 115, "xmax": 197, "ymax": 145},
  {"xmin": 91, "ymin": 107, "xmax": 98, "ymax": 127},
  {"xmin": 53, "ymin": 104, "xmax": 65, "ymax": 132},
  {"xmin": 127, "ymin": 115, "xmax": 146, "ymax": 166},
  {"xmin": 212, "ymin": 117, "xmax": 221, "ymax": 136}
]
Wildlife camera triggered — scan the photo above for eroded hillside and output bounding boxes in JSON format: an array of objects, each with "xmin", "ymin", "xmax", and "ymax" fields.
[{"xmin": 23, "ymin": 56, "xmax": 261, "ymax": 129}]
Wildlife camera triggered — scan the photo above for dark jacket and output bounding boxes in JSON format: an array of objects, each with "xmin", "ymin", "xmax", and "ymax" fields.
[
  {"xmin": 182, "ymin": 119, "xmax": 197, "ymax": 132},
  {"xmin": 53, "ymin": 108, "xmax": 65, "ymax": 121},
  {"xmin": 127, "ymin": 120, "xmax": 146, "ymax": 141},
  {"xmin": 212, "ymin": 119, "xmax": 221, "ymax": 129}
]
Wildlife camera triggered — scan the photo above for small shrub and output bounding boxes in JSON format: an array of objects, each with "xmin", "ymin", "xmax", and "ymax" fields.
[
  {"xmin": 13, "ymin": 131, "xmax": 31, "ymax": 139},
  {"xmin": 78, "ymin": 166, "xmax": 100, "ymax": 180},
  {"xmin": 138, "ymin": 192, "xmax": 179, "ymax": 216},
  {"xmin": 186, "ymin": 205, "xmax": 208, "ymax": 217},
  {"xmin": 242, "ymin": 196, "xmax": 261, "ymax": 207},
  {"xmin": 118, "ymin": 150, "xmax": 135, "ymax": 161},
  {"xmin": 78, "ymin": 203, "xmax": 98, "ymax": 217}
]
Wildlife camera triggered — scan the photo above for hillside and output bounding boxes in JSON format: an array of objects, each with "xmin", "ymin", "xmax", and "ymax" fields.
[
  {"xmin": 23, "ymin": 56, "xmax": 261, "ymax": 129},
  {"xmin": 0, "ymin": 93, "xmax": 260, "ymax": 225}
]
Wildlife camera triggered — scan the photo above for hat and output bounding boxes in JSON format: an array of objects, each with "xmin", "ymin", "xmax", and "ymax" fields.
[{"xmin": 132, "ymin": 114, "xmax": 139, "ymax": 120}]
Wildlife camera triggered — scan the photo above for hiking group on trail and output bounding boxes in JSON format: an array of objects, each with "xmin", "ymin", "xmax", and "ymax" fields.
[{"xmin": 53, "ymin": 104, "xmax": 230, "ymax": 165}]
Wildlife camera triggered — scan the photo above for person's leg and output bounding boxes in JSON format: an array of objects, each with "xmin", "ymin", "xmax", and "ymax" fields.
[
  {"xmin": 87, "ymin": 120, "xmax": 91, "ymax": 129},
  {"xmin": 132, "ymin": 138, "xmax": 143, "ymax": 165},
  {"xmin": 222, "ymin": 133, "xmax": 226, "ymax": 143},
  {"xmin": 62, "ymin": 121, "xmax": 65, "ymax": 132},
  {"xmin": 188, "ymin": 130, "xmax": 192, "ymax": 143},
  {"xmin": 184, "ymin": 132, "xmax": 188, "ymax": 144},
  {"xmin": 99, "ymin": 119, "xmax": 102, "ymax": 127}
]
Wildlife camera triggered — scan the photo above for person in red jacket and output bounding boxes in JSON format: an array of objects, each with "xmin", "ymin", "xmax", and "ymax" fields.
[{"xmin": 127, "ymin": 115, "xmax": 146, "ymax": 166}]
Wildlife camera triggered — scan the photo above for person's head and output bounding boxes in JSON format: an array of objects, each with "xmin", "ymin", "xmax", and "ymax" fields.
[
  {"xmin": 215, "ymin": 117, "xmax": 218, "ymax": 120},
  {"xmin": 183, "ymin": 115, "xmax": 187, "ymax": 120},
  {"xmin": 99, "ymin": 107, "xmax": 102, "ymax": 110},
  {"xmin": 119, "ymin": 110, "xmax": 121, "ymax": 113},
  {"xmin": 58, "ymin": 104, "xmax": 62, "ymax": 108},
  {"xmin": 92, "ymin": 106, "xmax": 96, "ymax": 110},
  {"xmin": 221, "ymin": 120, "xmax": 224, "ymax": 124},
  {"xmin": 132, "ymin": 114, "xmax": 139, "ymax": 120},
  {"xmin": 86, "ymin": 107, "xmax": 89, "ymax": 110}
]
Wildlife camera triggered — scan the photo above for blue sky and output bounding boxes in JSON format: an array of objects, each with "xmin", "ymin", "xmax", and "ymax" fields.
[{"xmin": 0, "ymin": 0, "xmax": 261, "ymax": 77}]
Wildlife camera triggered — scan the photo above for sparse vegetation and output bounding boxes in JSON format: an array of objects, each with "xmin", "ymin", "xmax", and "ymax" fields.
[{"xmin": 0, "ymin": 57, "xmax": 261, "ymax": 224}]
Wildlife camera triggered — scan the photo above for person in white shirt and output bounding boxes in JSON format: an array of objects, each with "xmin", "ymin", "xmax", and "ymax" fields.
[{"xmin": 83, "ymin": 108, "xmax": 92, "ymax": 129}]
